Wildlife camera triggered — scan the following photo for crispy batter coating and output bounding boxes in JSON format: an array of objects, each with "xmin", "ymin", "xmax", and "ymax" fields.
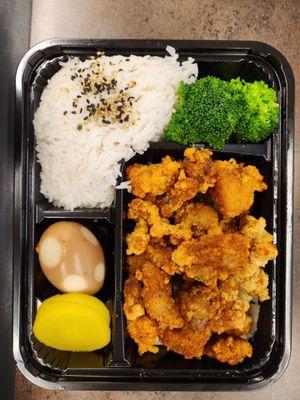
[
  {"xmin": 178, "ymin": 284, "xmax": 252, "ymax": 336},
  {"xmin": 178, "ymin": 285, "xmax": 221, "ymax": 322},
  {"xmin": 157, "ymin": 170, "xmax": 199, "ymax": 217},
  {"xmin": 172, "ymin": 233, "xmax": 252, "ymax": 287},
  {"xmin": 162, "ymin": 322, "xmax": 212, "ymax": 359},
  {"xmin": 123, "ymin": 276, "xmax": 145, "ymax": 321},
  {"xmin": 174, "ymin": 202, "xmax": 220, "ymax": 237},
  {"xmin": 128, "ymin": 198, "xmax": 192, "ymax": 242},
  {"xmin": 144, "ymin": 239, "xmax": 178, "ymax": 275},
  {"xmin": 127, "ymin": 239, "xmax": 178, "ymax": 276},
  {"xmin": 127, "ymin": 316, "xmax": 160, "ymax": 355},
  {"xmin": 210, "ymin": 159, "xmax": 267, "ymax": 218},
  {"xmin": 205, "ymin": 336, "xmax": 253, "ymax": 365},
  {"xmin": 240, "ymin": 269, "xmax": 269, "ymax": 302},
  {"xmin": 212, "ymin": 295, "xmax": 252, "ymax": 335},
  {"xmin": 240, "ymin": 215, "xmax": 278, "ymax": 268},
  {"xmin": 135, "ymin": 261, "xmax": 184, "ymax": 330},
  {"xmin": 126, "ymin": 155, "xmax": 182, "ymax": 199},
  {"xmin": 183, "ymin": 147, "xmax": 216, "ymax": 193},
  {"xmin": 126, "ymin": 219, "xmax": 150, "ymax": 255}
]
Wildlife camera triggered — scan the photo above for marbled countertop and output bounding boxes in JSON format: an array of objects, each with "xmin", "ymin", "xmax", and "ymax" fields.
[{"xmin": 16, "ymin": 0, "xmax": 300, "ymax": 399}]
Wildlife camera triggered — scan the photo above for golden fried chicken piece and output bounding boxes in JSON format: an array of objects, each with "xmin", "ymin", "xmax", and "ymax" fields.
[
  {"xmin": 127, "ymin": 198, "xmax": 192, "ymax": 242},
  {"xmin": 127, "ymin": 239, "xmax": 178, "ymax": 276},
  {"xmin": 157, "ymin": 170, "xmax": 199, "ymax": 218},
  {"xmin": 127, "ymin": 198, "xmax": 164, "ymax": 224},
  {"xmin": 210, "ymin": 159, "xmax": 267, "ymax": 218},
  {"xmin": 162, "ymin": 322, "xmax": 212, "ymax": 359},
  {"xmin": 239, "ymin": 268, "xmax": 270, "ymax": 302},
  {"xmin": 178, "ymin": 285, "xmax": 221, "ymax": 322},
  {"xmin": 174, "ymin": 202, "xmax": 220, "ymax": 238},
  {"xmin": 178, "ymin": 284, "xmax": 252, "ymax": 336},
  {"xmin": 240, "ymin": 215, "xmax": 278, "ymax": 268},
  {"xmin": 204, "ymin": 336, "xmax": 253, "ymax": 365},
  {"xmin": 144, "ymin": 239, "xmax": 178, "ymax": 275},
  {"xmin": 135, "ymin": 261, "xmax": 184, "ymax": 330},
  {"xmin": 183, "ymin": 147, "xmax": 216, "ymax": 193},
  {"xmin": 220, "ymin": 267, "xmax": 270, "ymax": 303},
  {"xmin": 212, "ymin": 295, "xmax": 252, "ymax": 336},
  {"xmin": 127, "ymin": 316, "xmax": 160, "ymax": 355},
  {"xmin": 126, "ymin": 155, "xmax": 182, "ymax": 199},
  {"xmin": 126, "ymin": 219, "xmax": 150, "ymax": 255},
  {"xmin": 123, "ymin": 276, "xmax": 145, "ymax": 321},
  {"xmin": 172, "ymin": 233, "xmax": 252, "ymax": 287}
]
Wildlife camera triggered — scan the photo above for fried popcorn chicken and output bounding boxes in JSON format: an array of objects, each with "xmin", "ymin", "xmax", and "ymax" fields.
[
  {"xmin": 127, "ymin": 239, "xmax": 178, "ymax": 276},
  {"xmin": 127, "ymin": 198, "xmax": 192, "ymax": 242},
  {"xmin": 127, "ymin": 316, "xmax": 160, "ymax": 355},
  {"xmin": 174, "ymin": 202, "xmax": 220, "ymax": 237},
  {"xmin": 127, "ymin": 239, "xmax": 177, "ymax": 275},
  {"xmin": 178, "ymin": 284, "xmax": 252, "ymax": 337},
  {"xmin": 172, "ymin": 233, "xmax": 252, "ymax": 287},
  {"xmin": 126, "ymin": 219, "xmax": 150, "ymax": 255},
  {"xmin": 157, "ymin": 170, "xmax": 199, "ymax": 217},
  {"xmin": 123, "ymin": 276, "xmax": 145, "ymax": 321},
  {"xmin": 183, "ymin": 147, "xmax": 216, "ymax": 193},
  {"xmin": 162, "ymin": 321, "xmax": 212, "ymax": 359},
  {"xmin": 240, "ymin": 269, "xmax": 270, "ymax": 302},
  {"xmin": 178, "ymin": 285, "xmax": 221, "ymax": 322},
  {"xmin": 143, "ymin": 239, "xmax": 178, "ymax": 275},
  {"xmin": 240, "ymin": 215, "xmax": 278, "ymax": 268},
  {"xmin": 204, "ymin": 336, "xmax": 253, "ymax": 365},
  {"xmin": 212, "ymin": 295, "xmax": 252, "ymax": 336},
  {"xmin": 126, "ymin": 155, "xmax": 182, "ymax": 199},
  {"xmin": 210, "ymin": 159, "xmax": 267, "ymax": 218},
  {"xmin": 135, "ymin": 261, "xmax": 184, "ymax": 330},
  {"xmin": 123, "ymin": 148, "xmax": 277, "ymax": 363}
]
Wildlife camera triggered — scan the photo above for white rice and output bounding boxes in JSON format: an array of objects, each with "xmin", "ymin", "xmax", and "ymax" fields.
[{"xmin": 34, "ymin": 47, "xmax": 197, "ymax": 210}]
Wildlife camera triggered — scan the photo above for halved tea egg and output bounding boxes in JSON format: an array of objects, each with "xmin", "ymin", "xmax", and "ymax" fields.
[{"xmin": 36, "ymin": 221, "xmax": 105, "ymax": 294}]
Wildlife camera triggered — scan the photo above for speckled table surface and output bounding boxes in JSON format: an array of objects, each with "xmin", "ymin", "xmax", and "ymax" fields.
[{"xmin": 16, "ymin": 0, "xmax": 300, "ymax": 399}]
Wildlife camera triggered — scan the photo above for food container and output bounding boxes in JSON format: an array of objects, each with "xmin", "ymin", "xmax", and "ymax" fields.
[{"xmin": 13, "ymin": 39, "xmax": 294, "ymax": 391}]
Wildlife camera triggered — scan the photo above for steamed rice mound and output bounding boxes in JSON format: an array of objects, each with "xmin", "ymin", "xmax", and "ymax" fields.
[{"xmin": 34, "ymin": 47, "xmax": 197, "ymax": 210}]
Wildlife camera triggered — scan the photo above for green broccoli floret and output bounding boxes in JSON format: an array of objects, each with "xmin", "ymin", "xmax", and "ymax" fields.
[
  {"xmin": 229, "ymin": 78, "xmax": 279, "ymax": 143},
  {"xmin": 164, "ymin": 77, "xmax": 240, "ymax": 149}
]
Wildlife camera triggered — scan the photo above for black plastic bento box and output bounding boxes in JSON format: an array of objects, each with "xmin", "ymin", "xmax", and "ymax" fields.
[{"xmin": 13, "ymin": 39, "xmax": 294, "ymax": 391}]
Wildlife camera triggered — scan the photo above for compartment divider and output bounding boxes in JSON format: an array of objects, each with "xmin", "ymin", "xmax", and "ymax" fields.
[
  {"xmin": 150, "ymin": 140, "xmax": 272, "ymax": 160},
  {"xmin": 107, "ymin": 181, "xmax": 130, "ymax": 368},
  {"xmin": 35, "ymin": 202, "xmax": 114, "ymax": 223}
]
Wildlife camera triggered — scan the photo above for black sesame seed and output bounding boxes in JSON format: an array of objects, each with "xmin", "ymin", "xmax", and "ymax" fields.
[
  {"xmin": 63, "ymin": 111, "xmax": 67, "ymax": 115},
  {"xmin": 71, "ymin": 111, "xmax": 76, "ymax": 114}
]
